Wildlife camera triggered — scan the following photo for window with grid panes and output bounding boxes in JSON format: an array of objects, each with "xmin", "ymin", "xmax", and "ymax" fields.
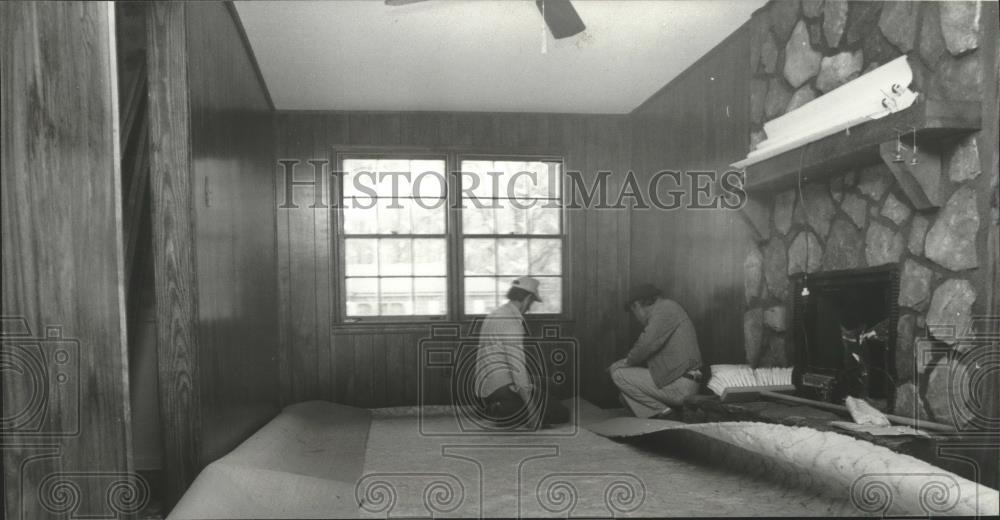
[
  {"xmin": 337, "ymin": 154, "xmax": 564, "ymax": 320},
  {"xmin": 460, "ymin": 158, "xmax": 563, "ymax": 315},
  {"xmin": 341, "ymin": 156, "xmax": 449, "ymax": 317}
]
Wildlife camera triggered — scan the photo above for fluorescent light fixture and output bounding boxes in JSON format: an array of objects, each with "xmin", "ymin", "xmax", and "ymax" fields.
[{"xmin": 733, "ymin": 56, "xmax": 918, "ymax": 169}]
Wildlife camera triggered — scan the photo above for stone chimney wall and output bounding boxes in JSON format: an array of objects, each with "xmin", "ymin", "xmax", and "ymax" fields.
[{"xmin": 737, "ymin": 0, "xmax": 992, "ymax": 426}]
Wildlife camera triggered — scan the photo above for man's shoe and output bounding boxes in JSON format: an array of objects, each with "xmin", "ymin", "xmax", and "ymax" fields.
[{"xmin": 649, "ymin": 407, "xmax": 681, "ymax": 421}]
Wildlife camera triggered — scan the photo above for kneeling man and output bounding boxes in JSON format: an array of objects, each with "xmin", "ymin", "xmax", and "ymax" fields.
[
  {"xmin": 609, "ymin": 284, "xmax": 702, "ymax": 419},
  {"xmin": 474, "ymin": 277, "xmax": 570, "ymax": 429}
]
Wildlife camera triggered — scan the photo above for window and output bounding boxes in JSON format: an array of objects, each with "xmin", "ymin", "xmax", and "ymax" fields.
[
  {"xmin": 460, "ymin": 158, "xmax": 563, "ymax": 315},
  {"xmin": 337, "ymin": 153, "xmax": 564, "ymax": 320},
  {"xmin": 341, "ymin": 156, "xmax": 449, "ymax": 318}
]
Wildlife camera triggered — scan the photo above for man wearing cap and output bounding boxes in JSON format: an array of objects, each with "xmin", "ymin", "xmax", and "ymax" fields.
[
  {"xmin": 608, "ymin": 284, "xmax": 703, "ymax": 419},
  {"xmin": 474, "ymin": 276, "xmax": 570, "ymax": 429}
]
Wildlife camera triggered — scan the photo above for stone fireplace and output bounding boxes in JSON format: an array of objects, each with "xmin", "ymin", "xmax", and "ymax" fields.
[{"xmin": 737, "ymin": 1, "xmax": 994, "ymax": 427}]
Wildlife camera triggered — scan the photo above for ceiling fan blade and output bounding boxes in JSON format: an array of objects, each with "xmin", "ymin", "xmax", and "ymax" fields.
[
  {"xmin": 385, "ymin": 0, "xmax": 428, "ymax": 6},
  {"xmin": 535, "ymin": 0, "xmax": 585, "ymax": 39}
]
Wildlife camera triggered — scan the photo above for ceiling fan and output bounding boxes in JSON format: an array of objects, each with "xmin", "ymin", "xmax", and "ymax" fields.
[{"xmin": 385, "ymin": 0, "xmax": 586, "ymax": 39}]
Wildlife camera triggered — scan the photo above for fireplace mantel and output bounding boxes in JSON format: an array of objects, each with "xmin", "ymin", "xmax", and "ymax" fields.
[{"xmin": 740, "ymin": 99, "xmax": 981, "ymax": 198}]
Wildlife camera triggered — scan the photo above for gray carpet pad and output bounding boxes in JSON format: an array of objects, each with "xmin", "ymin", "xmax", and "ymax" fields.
[
  {"xmin": 168, "ymin": 399, "xmax": 998, "ymax": 518},
  {"xmin": 358, "ymin": 399, "xmax": 865, "ymax": 517},
  {"xmin": 168, "ymin": 401, "xmax": 370, "ymax": 519}
]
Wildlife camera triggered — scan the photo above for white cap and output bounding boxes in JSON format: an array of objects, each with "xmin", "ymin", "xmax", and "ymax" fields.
[{"xmin": 510, "ymin": 276, "xmax": 542, "ymax": 302}]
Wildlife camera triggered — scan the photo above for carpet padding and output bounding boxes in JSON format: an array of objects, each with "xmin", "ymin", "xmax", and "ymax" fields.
[
  {"xmin": 168, "ymin": 401, "xmax": 370, "ymax": 519},
  {"xmin": 168, "ymin": 399, "xmax": 997, "ymax": 518},
  {"xmin": 358, "ymin": 399, "xmax": 862, "ymax": 517}
]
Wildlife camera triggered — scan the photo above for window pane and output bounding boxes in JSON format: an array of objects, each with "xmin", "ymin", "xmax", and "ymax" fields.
[
  {"xmin": 380, "ymin": 278, "xmax": 413, "ymax": 315},
  {"xmin": 528, "ymin": 277, "xmax": 562, "ymax": 314},
  {"xmin": 528, "ymin": 239, "xmax": 561, "ymax": 275},
  {"xmin": 496, "ymin": 276, "xmax": 515, "ymax": 300},
  {"xmin": 346, "ymin": 277, "xmax": 378, "ymax": 316},
  {"xmin": 342, "ymin": 158, "xmax": 377, "ymax": 199},
  {"xmin": 462, "ymin": 204, "xmax": 496, "ymax": 234},
  {"xmin": 373, "ymin": 159, "xmax": 410, "ymax": 197},
  {"xmin": 378, "ymin": 238, "xmax": 412, "ymax": 276},
  {"xmin": 460, "ymin": 160, "xmax": 496, "ymax": 199},
  {"xmin": 413, "ymin": 239, "xmax": 447, "ymax": 276},
  {"xmin": 345, "ymin": 239, "xmax": 378, "ymax": 276},
  {"xmin": 527, "ymin": 203, "xmax": 560, "ymax": 235},
  {"xmin": 497, "ymin": 161, "xmax": 530, "ymax": 199},
  {"xmin": 463, "ymin": 238, "xmax": 496, "ymax": 275},
  {"xmin": 343, "ymin": 204, "xmax": 378, "ymax": 235},
  {"xmin": 496, "ymin": 203, "xmax": 527, "ymax": 234},
  {"xmin": 464, "ymin": 277, "xmax": 497, "ymax": 314},
  {"xmin": 411, "ymin": 201, "xmax": 446, "ymax": 234},
  {"xmin": 410, "ymin": 159, "xmax": 446, "ymax": 198},
  {"xmin": 528, "ymin": 162, "xmax": 561, "ymax": 199},
  {"xmin": 376, "ymin": 198, "xmax": 411, "ymax": 234},
  {"xmin": 414, "ymin": 277, "xmax": 447, "ymax": 315},
  {"xmin": 496, "ymin": 239, "xmax": 527, "ymax": 275}
]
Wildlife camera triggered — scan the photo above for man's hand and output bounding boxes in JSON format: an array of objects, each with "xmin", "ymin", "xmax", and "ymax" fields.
[{"xmin": 607, "ymin": 358, "xmax": 629, "ymax": 373}]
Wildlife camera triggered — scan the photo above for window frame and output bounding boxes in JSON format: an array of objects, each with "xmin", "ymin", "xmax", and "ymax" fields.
[
  {"xmin": 332, "ymin": 147, "xmax": 569, "ymax": 324},
  {"xmin": 455, "ymin": 153, "xmax": 567, "ymax": 320}
]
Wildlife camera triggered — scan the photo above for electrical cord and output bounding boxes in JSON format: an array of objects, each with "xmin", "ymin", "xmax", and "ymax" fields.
[{"xmin": 796, "ymin": 142, "xmax": 812, "ymax": 368}]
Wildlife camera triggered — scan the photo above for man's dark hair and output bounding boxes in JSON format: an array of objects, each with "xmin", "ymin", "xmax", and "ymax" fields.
[
  {"xmin": 623, "ymin": 283, "xmax": 663, "ymax": 311},
  {"xmin": 506, "ymin": 287, "xmax": 533, "ymax": 302}
]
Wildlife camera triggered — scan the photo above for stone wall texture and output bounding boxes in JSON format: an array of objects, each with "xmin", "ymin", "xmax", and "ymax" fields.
[{"xmin": 740, "ymin": 1, "xmax": 990, "ymax": 425}]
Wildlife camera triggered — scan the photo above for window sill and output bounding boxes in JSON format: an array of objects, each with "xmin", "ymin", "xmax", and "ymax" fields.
[{"xmin": 331, "ymin": 316, "xmax": 574, "ymax": 335}]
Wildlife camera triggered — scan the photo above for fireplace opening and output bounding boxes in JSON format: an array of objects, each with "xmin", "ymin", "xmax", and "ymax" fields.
[{"xmin": 791, "ymin": 266, "xmax": 900, "ymax": 411}]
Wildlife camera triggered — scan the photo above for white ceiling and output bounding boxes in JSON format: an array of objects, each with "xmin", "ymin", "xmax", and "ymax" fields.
[{"xmin": 234, "ymin": 0, "xmax": 765, "ymax": 114}]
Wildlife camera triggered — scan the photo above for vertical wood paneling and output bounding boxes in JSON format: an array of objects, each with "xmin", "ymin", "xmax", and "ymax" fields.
[
  {"xmin": 628, "ymin": 25, "xmax": 752, "ymax": 367},
  {"xmin": 185, "ymin": 1, "xmax": 279, "ymax": 466},
  {"xmin": 146, "ymin": 1, "xmax": 201, "ymax": 505},
  {"xmin": 2, "ymin": 3, "xmax": 133, "ymax": 517},
  {"xmin": 147, "ymin": 0, "xmax": 278, "ymax": 502},
  {"xmin": 274, "ymin": 111, "xmax": 631, "ymax": 407}
]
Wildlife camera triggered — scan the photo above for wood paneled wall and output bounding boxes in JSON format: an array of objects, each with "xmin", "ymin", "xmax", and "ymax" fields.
[
  {"xmin": 274, "ymin": 112, "xmax": 632, "ymax": 408},
  {"xmin": 147, "ymin": 1, "xmax": 279, "ymax": 504},
  {"xmin": 2, "ymin": 2, "xmax": 133, "ymax": 518},
  {"xmin": 627, "ymin": 25, "xmax": 753, "ymax": 366},
  {"xmin": 186, "ymin": 1, "xmax": 279, "ymax": 467}
]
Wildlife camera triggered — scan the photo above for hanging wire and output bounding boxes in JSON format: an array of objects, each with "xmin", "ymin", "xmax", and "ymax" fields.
[
  {"xmin": 796, "ymin": 142, "xmax": 812, "ymax": 374},
  {"xmin": 796, "ymin": 142, "xmax": 811, "ymax": 296},
  {"xmin": 540, "ymin": 0, "xmax": 547, "ymax": 54}
]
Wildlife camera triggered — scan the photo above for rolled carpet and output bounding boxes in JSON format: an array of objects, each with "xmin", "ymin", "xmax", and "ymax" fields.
[{"xmin": 587, "ymin": 418, "xmax": 1000, "ymax": 517}]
